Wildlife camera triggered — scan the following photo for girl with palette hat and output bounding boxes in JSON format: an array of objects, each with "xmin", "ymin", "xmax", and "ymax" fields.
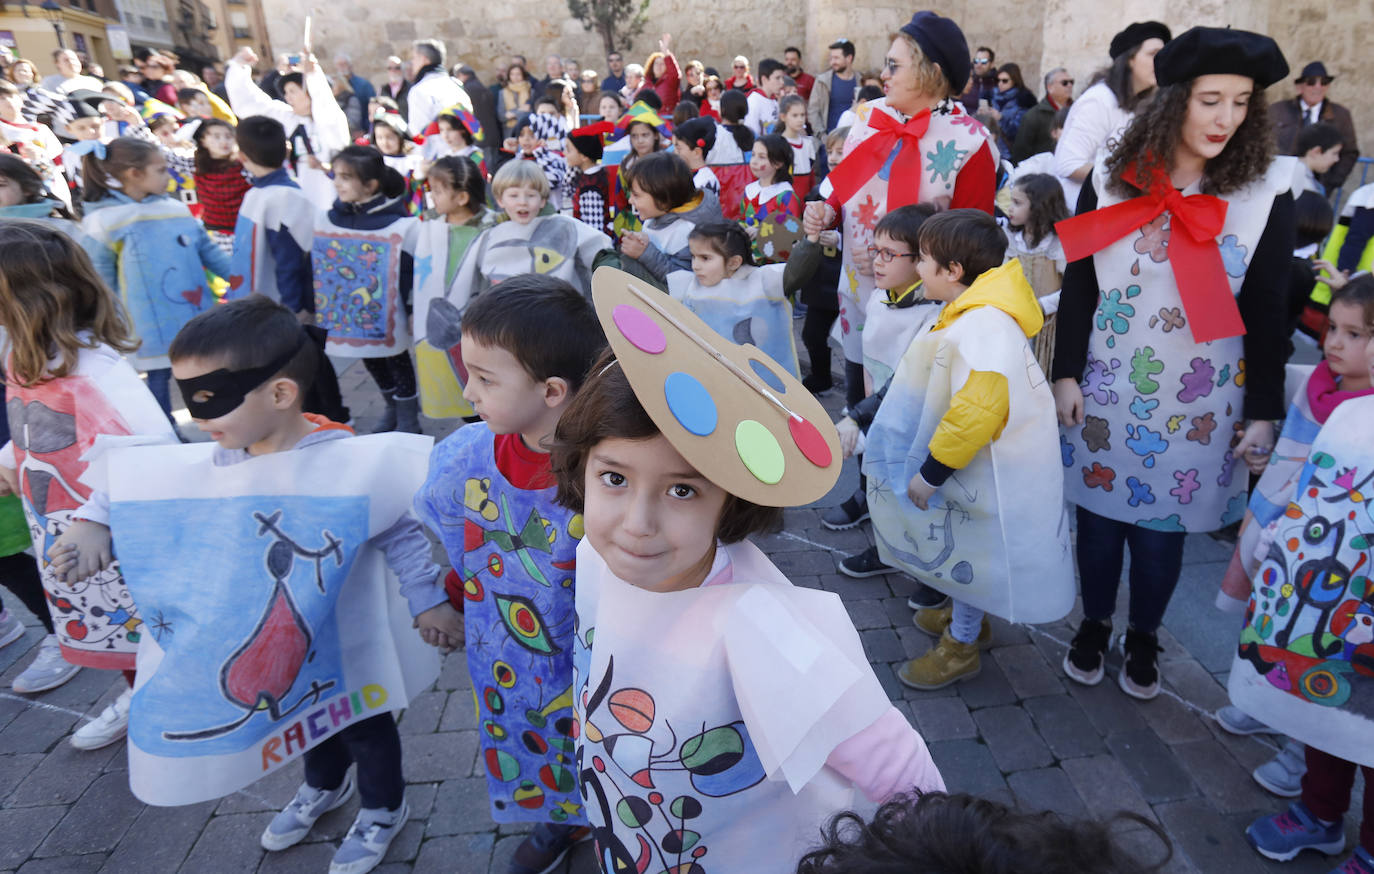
[
  {"xmin": 1051, "ymin": 27, "xmax": 1297, "ymax": 701},
  {"xmin": 551, "ymin": 267, "xmax": 942, "ymax": 872}
]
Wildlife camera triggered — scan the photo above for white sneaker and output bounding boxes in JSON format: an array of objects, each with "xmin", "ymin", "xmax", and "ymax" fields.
[
  {"xmin": 1253, "ymin": 739, "xmax": 1307, "ymax": 798},
  {"xmin": 12, "ymin": 634, "xmax": 81, "ymax": 693},
  {"xmin": 0, "ymin": 609, "xmax": 24, "ymax": 648},
  {"xmin": 329, "ymin": 800, "xmax": 409, "ymax": 874},
  {"xmin": 1215, "ymin": 704, "xmax": 1272, "ymax": 736},
  {"xmin": 70, "ymin": 686, "xmax": 132, "ymax": 750},
  {"xmin": 261, "ymin": 775, "xmax": 357, "ymax": 851}
]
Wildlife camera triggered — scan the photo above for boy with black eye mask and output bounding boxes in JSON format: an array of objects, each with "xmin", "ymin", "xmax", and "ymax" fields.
[{"xmin": 52, "ymin": 296, "xmax": 447, "ymax": 874}]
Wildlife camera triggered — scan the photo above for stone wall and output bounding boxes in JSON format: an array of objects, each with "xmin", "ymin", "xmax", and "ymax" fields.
[{"xmin": 268, "ymin": 0, "xmax": 1369, "ymax": 178}]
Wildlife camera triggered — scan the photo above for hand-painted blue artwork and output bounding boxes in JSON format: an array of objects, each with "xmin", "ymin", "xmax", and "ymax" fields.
[
  {"xmin": 114, "ymin": 495, "xmax": 367, "ymax": 758},
  {"xmin": 312, "ymin": 231, "xmax": 404, "ymax": 347}
]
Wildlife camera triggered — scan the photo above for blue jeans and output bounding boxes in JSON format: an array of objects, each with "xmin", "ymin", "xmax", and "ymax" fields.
[
  {"xmin": 145, "ymin": 368, "xmax": 172, "ymax": 415},
  {"xmin": 304, "ymin": 712, "xmax": 403, "ymax": 810},
  {"xmin": 1075, "ymin": 506, "xmax": 1186, "ymax": 634}
]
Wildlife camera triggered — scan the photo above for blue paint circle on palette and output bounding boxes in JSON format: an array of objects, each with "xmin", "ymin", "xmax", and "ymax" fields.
[
  {"xmin": 748, "ymin": 358, "xmax": 785, "ymax": 393},
  {"xmin": 663, "ymin": 371, "xmax": 718, "ymax": 436}
]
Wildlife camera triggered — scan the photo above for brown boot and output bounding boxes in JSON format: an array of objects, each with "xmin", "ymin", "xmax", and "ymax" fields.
[
  {"xmin": 912, "ymin": 604, "xmax": 993, "ymax": 648},
  {"xmin": 898, "ymin": 629, "xmax": 981, "ymax": 690}
]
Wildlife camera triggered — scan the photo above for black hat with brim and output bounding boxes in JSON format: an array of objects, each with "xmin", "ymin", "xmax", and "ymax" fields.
[
  {"xmin": 1154, "ymin": 26, "xmax": 1289, "ymax": 90},
  {"xmin": 1296, "ymin": 61, "xmax": 1333, "ymax": 83}
]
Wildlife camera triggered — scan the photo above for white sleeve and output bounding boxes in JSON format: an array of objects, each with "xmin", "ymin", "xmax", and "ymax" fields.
[
  {"xmin": 305, "ymin": 70, "xmax": 350, "ymax": 160},
  {"xmin": 743, "ymin": 93, "xmax": 763, "ymax": 136},
  {"xmin": 225, "ymin": 61, "xmax": 292, "ymax": 127},
  {"xmin": 407, "ymin": 80, "xmax": 437, "ymax": 136},
  {"xmin": 1053, "ymin": 90, "xmax": 1114, "ymax": 179}
]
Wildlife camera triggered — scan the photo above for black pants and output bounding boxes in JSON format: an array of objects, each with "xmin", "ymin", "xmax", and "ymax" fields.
[
  {"xmin": 801, "ymin": 305, "xmax": 839, "ymax": 387},
  {"xmin": 301, "ymin": 325, "xmax": 350, "ymax": 424},
  {"xmin": 362, "ymin": 353, "xmax": 418, "ymax": 399},
  {"xmin": 303, "ymin": 712, "xmax": 404, "ymax": 811},
  {"xmin": 1075, "ymin": 506, "xmax": 1187, "ymax": 633},
  {"xmin": 0, "ymin": 552, "xmax": 51, "ymax": 634}
]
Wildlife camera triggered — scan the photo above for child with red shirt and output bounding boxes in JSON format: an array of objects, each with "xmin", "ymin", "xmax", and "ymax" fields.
[
  {"xmin": 412, "ymin": 275, "xmax": 607, "ymax": 873},
  {"xmin": 192, "ymin": 118, "xmax": 251, "ymax": 254}
]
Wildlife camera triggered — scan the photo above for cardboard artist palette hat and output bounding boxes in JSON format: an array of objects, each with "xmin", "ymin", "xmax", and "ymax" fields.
[{"xmin": 592, "ymin": 266, "xmax": 841, "ymax": 507}]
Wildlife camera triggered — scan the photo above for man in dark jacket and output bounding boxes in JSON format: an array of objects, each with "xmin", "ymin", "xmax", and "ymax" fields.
[
  {"xmin": 456, "ymin": 65, "xmax": 502, "ymax": 167},
  {"xmin": 1011, "ymin": 66, "xmax": 1074, "ymax": 163},
  {"xmin": 1271, "ymin": 62, "xmax": 1360, "ymax": 192},
  {"xmin": 958, "ymin": 46, "xmax": 997, "ymax": 114}
]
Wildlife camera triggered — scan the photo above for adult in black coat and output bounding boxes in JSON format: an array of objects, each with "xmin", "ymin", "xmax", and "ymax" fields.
[{"xmin": 456, "ymin": 66, "xmax": 502, "ymax": 164}]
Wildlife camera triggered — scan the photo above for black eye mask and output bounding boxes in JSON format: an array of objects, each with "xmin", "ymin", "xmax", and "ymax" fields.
[{"xmin": 176, "ymin": 333, "xmax": 307, "ymax": 419}]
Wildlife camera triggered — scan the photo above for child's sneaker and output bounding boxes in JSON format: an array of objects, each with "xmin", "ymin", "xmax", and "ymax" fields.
[
  {"xmin": 70, "ymin": 686, "xmax": 132, "ymax": 750},
  {"xmin": 1216, "ymin": 705, "xmax": 1273, "ymax": 736},
  {"xmin": 821, "ymin": 492, "xmax": 869, "ymax": 530},
  {"xmin": 838, "ymin": 546, "xmax": 893, "ymax": 579},
  {"xmin": 0, "ymin": 609, "xmax": 25, "ymax": 649},
  {"xmin": 509, "ymin": 823, "xmax": 593, "ymax": 874},
  {"xmin": 12, "ymin": 634, "xmax": 80, "ymax": 693},
  {"xmin": 1246, "ymin": 801, "xmax": 1345, "ymax": 861},
  {"xmin": 1063, "ymin": 618, "xmax": 1112, "ymax": 686},
  {"xmin": 897, "ymin": 629, "xmax": 980, "ymax": 690},
  {"xmin": 1252, "ymin": 739, "xmax": 1307, "ymax": 798},
  {"xmin": 260, "ymin": 775, "xmax": 357, "ymax": 851},
  {"xmin": 912, "ymin": 603, "xmax": 992, "ymax": 648},
  {"xmin": 329, "ymin": 799, "xmax": 408, "ymax": 874},
  {"xmin": 906, "ymin": 583, "xmax": 948, "ymax": 610},
  {"xmin": 1118, "ymin": 628, "xmax": 1163, "ymax": 700},
  {"xmin": 1328, "ymin": 847, "xmax": 1374, "ymax": 874}
]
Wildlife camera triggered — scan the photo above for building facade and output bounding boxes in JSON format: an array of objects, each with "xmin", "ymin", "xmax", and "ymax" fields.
[{"xmin": 0, "ymin": 0, "xmax": 123, "ymax": 73}]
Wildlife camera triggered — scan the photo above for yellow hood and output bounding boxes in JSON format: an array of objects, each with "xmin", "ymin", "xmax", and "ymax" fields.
[{"xmin": 932, "ymin": 260, "xmax": 1044, "ymax": 338}]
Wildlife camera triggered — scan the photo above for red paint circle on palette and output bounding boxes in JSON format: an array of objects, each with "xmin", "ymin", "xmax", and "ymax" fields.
[
  {"xmin": 789, "ymin": 416, "xmax": 832, "ymax": 468},
  {"xmin": 612, "ymin": 304, "xmax": 666, "ymax": 354}
]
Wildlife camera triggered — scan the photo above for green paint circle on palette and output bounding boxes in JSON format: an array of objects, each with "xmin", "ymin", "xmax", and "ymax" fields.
[
  {"xmin": 735, "ymin": 419, "xmax": 785, "ymax": 483},
  {"xmin": 664, "ymin": 371, "xmax": 717, "ymax": 435},
  {"xmin": 612, "ymin": 304, "xmax": 666, "ymax": 354},
  {"xmin": 748, "ymin": 357, "xmax": 785, "ymax": 392}
]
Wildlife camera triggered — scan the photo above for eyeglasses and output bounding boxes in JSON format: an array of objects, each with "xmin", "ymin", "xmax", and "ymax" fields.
[
  {"xmin": 882, "ymin": 58, "xmax": 904, "ymax": 74},
  {"xmin": 388, "ymin": 65, "xmax": 402, "ymax": 71},
  {"xmin": 866, "ymin": 245, "xmax": 916, "ymax": 263},
  {"xmin": 973, "ymin": 57, "xmax": 991, "ymax": 64},
  {"xmin": 1299, "ymin": 77, "xmax": 1331, "ymax": 86}
]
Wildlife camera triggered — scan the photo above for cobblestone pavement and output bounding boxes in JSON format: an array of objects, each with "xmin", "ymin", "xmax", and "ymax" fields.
[{"xmin": 0, "ymin": 357, "xmax": 1361, "ymax": 874}]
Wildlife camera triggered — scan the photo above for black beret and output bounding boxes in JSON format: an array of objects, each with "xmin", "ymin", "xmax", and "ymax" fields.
[
  {"xmin": 899, "ymin": 11, "xmax": 971, "ymax": 95},
  {"xmin": 567, "ymin": 120, "xmax": 611, "ymax": 161},
  {"xmin": 1154, "ymin": 26, "xmax": 1289, "ymax": 89},
  {"xmin": 66, "ymin": 89, "xmax": 110, "ymax": 120},
  {"xmin": 1109, "ymin": 21, "xmax": 1172, "ymax": 60}
]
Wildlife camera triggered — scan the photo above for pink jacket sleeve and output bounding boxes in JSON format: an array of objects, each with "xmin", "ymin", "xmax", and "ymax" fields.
[{"xmin": 825, "ymin": 706, "xmax": 945, "ymax": 802}]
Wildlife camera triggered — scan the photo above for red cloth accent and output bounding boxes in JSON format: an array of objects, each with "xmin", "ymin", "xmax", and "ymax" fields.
[
  {"xmin": 950, "ymin": 142, "xmax": 996, "ymax": 214},
  {"xmin": 1055, "ymin": 162, "xmax": 1241, "ymax": 343},
  {"xmin": 1306, "ymin": 359, "xmax": 1374, "ymax": 423},
  {"xmin": 724, "ymin": 75, "xmax": 755, "ymax": 92},
  {"xmin": 195, "ymin": 164, "xmax": 252, "ymax": 232},
  {"xmin": 494, "ymin": 432, "xmax": 554, "ymax": 490},
  {"xmin": 793, "ymin": 72, "xmax": 815, "ymax": 101},
  {"xmin": 825, "ymin": 108, "xmax": 930, "ymax": 211},
  {"xmin": 699, "ymin": 103, "xmax": 721, "ymax": 121},
  {"xmin": 442, "ymin": 567, "xmax": 466, "ymax": 613}
]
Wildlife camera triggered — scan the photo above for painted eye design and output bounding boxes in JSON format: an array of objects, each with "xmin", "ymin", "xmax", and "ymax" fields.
[{"xmin": 494, "ymin": 593, "xmax": 560, "ymax": 654}]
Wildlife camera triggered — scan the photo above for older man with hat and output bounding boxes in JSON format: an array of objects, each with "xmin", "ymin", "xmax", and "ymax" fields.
[{"xmin": 1271, "ymin": 61, "xmax": 1359, "ymax": 192}]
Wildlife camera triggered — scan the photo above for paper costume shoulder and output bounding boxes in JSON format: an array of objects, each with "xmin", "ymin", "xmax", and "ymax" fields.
[
  {"xmin": 413, "ymin": 422, "xmax": 585, "ymax": 824},
  {"xmin": 573, "ymin": 537, "xmax": 940, "ymax": 872},
  {"xmin": 88, "ymin": 433, "xmax": 440, "ymax": 805},
  {"xmin": 1228, "ymin": 395, "xmax": 1374, "ymax": 767},
  {"xmin": 5, "ymin": 344, "xmax": 176, "ymax": 669},
  {"xmin": 311, "ymin": 211, "xmax": 420, "ymax": 358},
  {"xmin": 448, "ymin": 213, "xmax": 610, "ymax": 306},
  {"xmin": 864, "ymin": 262, "xmax": 1074, "ymax": 622},
  {"xmin": 666, "ymin": 265, "xmax": 800, "ymax": 378},
  {"xmin": 226, "ymin": 179, "xmax": 317, "ymax": 306},
  {"xmin": 412, "ymin": 210, "xmax": 498, "ymax": 419},
  {"xmin": 861, "ymin": 296, "xmax": 943, "ymax": 391}
]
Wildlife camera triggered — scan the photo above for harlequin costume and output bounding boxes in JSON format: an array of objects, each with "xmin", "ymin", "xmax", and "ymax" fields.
[
  {"xmin": 413, "ymin": 422, "xmax": 586, "ymax": 825},
  {"xmin": 567, "ymin": 123, "xmax": 615, "ymax": 239},
  {"xmin": 574, "ymin": 270, "xmax": 943, "ymax": 871}
]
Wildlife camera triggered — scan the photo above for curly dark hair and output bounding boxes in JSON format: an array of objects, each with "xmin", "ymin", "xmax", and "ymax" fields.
[
  {"xmin": 1105, "ymin": 81, "xmax": 1274, "ymax": 198},
  {"xmin": 795, "ymin": 792, "xmax": 1173, "ymax": 874}
]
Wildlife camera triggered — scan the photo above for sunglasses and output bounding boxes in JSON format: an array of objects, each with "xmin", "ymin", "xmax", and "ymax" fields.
[
  {"xmin": 973, "ymin": 57, "xmax": 991, "ymax": 64},
  {"xmin": 734, "ymin": 64, "xmax": 747, "ymax": 69},
  {"xmin": 1300, "ymin": 77, "xmax": 1332, "ymax": 86},
  {"xmin": 1056, "ymin": 78, "xmax": 1074, "ymax": 87},
  {"xmin": 997, "ymin": 77, "xmax": 1012, "ymax": 84}
]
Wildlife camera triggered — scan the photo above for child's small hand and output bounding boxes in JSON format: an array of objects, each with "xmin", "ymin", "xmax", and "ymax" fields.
[
  {"xmin": 232, "ymin": 47, "xmax": 259, "ymax": 67},
  {"xmin": 48, "ymin": 520, "xmax": 113, "ymax": 583},
  {"xmin": 620, "ymin": 231, "xmax": 648, "ymax": 259},
  {"xmin": 907, "ymin": 474, "xmax": 938, "ymax": 511},
  {"xmin": 818, "ymin": 229, "xmax": 841, "ymax": 248},
  {"xmin": 742, "ymin": 223, "xmax": 758, "ymax": 241},
  {"xmin": 415, "ymin": 602, "xmax": 464, "ymax": 653},
  {"xmin": 803, "ymin": 200, "xmax": 835, "ymax": 237},
  {"xmin": 305, "ymin": 155, "xmax": 323, "ymax": 171},
  {"xmin": 1235, "ymin": 419, "xmax": 1276, "ymax": 476},
  {"xmin": 1313, "ymin": 259, "xmax": 1349, "ymax": 290},
  {"xmin": 836, "ymin": 417, "xmax": 860, "ymax": 458},
  {"xmin": 852, "ymin": 244, "xmax": 874, "ymax": 276}
]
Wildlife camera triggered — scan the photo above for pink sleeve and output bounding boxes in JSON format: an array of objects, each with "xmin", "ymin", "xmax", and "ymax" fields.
[{"xmin": 825, "ymin": 706, "xmax": 945, "ymax": 802}]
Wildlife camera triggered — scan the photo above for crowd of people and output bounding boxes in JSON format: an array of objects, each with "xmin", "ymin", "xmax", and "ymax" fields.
[{"xmin": 0, "ymin": 11, "xmax": 1371, "ymax": 874}]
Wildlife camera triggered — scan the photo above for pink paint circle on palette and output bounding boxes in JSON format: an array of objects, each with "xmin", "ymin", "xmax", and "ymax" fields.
[{"xmin": 612, "ymin": 304, "xmax": 666, "ymax": 354}]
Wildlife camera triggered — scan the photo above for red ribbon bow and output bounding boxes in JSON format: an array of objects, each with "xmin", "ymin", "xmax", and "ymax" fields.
[
  {"xmin": 826, "ymin": 108, "xmax": 930, "ymax": 211},
  {"xmin": 1056, "ymin": 163, "xmax": 1241, "ymax": 343}
]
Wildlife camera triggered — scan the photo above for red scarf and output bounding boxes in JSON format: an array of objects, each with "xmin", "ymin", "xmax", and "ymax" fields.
[
  {"xmin": 825, "ymin": 107, "xmax": 930, "ymax": 211},
  {"xmin": 1055, "ymin": 162, "xmax": 1240, "ymax": 343}
]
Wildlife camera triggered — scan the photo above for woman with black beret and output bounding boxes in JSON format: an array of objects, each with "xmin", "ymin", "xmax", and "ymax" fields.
[{"xmin": 1051, "ymin": 27, "xmax": 1295, "ymax": 700}]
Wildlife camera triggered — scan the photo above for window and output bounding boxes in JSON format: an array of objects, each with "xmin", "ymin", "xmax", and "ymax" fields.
[
  {"xmin": 140, "ymin": 15, "xmax": 154, "ymax": 28},
  {"xmin": 232, "ymin": 27, "xmax": 251, "ymax": 38},
  {"xmin": 72, "ymin": 32, "xmax": 87, "ymax": 53}
]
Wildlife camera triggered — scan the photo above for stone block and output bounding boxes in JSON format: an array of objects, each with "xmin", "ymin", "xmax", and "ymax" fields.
[
  {"xmin": 412, "ymin": 832, "xmax": 495, "ymax": 873},
  {"xmin": 0, "ymin": 705, "xmax": 81, "ymax": 756},
  {"xmin": 177, "ymin": 812, "xmax": 271, "ymax": 873},
  {"xmin": 1061, "ymin": 755, "xmax": 1156, "ymax": 823},
  {"xmin": 1105, "ymin": 730, "xmax": 1198, "ymax": 804},
  {"xmin": 398, "ymin": 690, "xmax": 447, "ymax": 736},
  {"xmin": 951, "ymin": 655, "xmax": 1017, "ymax": 710},
  {"xmin": 973, "ymin": 705, "xmax": 1054, "ymax": 773},
  {"xmin": 404, "ymin": 731, "xmax": 479, "ymax": 782},
  {"xmin": 0, "ymin": 753, "xmax": 44, "ymax": 800},
  {"xmin": 1162, "ymin": 660, "xmax": 1230, "ymax": 713},
  {"xmin": 438, "ymin": 690, "xmax": 477, "ymax": 733},
  {"xmin": 0, "ymin": 806, "xmax": 65, "ymax": 869},
  {"xmin": 437, "ymin": 652, "xmax": 475, "ymax": 693},
  {"xmin": 1171, "ymin": 739, "xmax": 1277, "ymax": 815},
  {"xmin": 426, "ymin": 778, "xmax": 496, "ymax": 836},
  {"xmin": 35, "ymin": 772, "xmax": 141, "ymax": 857},
  {"xmin": 1155, "ymin": 799, "xmax": 1275, "ymax": 874},
  {"xmin": 927, "ymin": 739, "xmax": 1007, "ymax": 796},
  {"xmin": 842, "ymin": 599, "xmax": 890, "ymax": 631},
  {"xmin": 991, "ymin": 644, "xmax": 1065, "ymax": 699},
  {"xmin": 1007, "ymin": 766, "xmax": 1087, "ymax": 817},
  {"xmin": 7, "ymin": 743, "xmax": 120, "ymax": 807},
  {"xmin": 256, "ymin": 842, "xmax": 336, "ymax": 873},
  {"xmin": 15, "ymin": 857, "xmax": 102, "ymax": 874},
  {"xmin": 908, "ymin": 695, "xmax": 977, "ymax": 742},
  {"xmin": 858, "ymin": 628, "xmax": 904, "ymax": 663},
  {"xmin": 99, "ymin": 801, "xmax": 216, "ymax": 874},
  {"xmin": 1066, "ymin": 677, "xmax": 1148, "ymax": 737},
  {"xmin": 1024, "ymin": 694, "xmax": 1106, "ymax": 759},
  {"xmin": 1137, "ymin": 690, "xmax": 1212, "ymax": 745},
  {"xmin": 817, "ymin": 572, "xmax": 893, "ymax": 601},
  {"xmin": 214, "ymin": 761, "xmax": 305, "ymax": 815}
]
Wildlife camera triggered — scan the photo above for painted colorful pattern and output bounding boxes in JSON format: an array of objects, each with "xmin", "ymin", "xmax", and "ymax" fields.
[
  {"xmin": 413, "ymin": 424, "xmax": 586, "ymax": 824},
  {"xmin": 740, "ymin": 185, "xmax": 802, "ymax": 264},
  {"xmin": 312, "ymin": 230, "xmax": 406, "ymax": 350}
]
